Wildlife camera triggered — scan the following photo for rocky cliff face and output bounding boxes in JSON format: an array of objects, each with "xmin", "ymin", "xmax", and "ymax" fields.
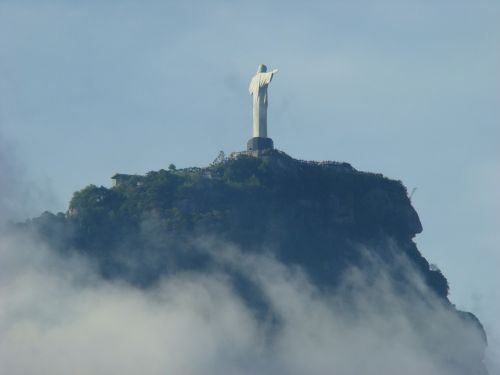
[{"xmin": 23, "ymin": 149, "xmax": 488, "ymax": 374}]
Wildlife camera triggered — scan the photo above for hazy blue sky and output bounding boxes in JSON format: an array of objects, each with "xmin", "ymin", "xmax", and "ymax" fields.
[{"xmin": 1, "ymin": 0, "xmax": 499, "ymax": 368}]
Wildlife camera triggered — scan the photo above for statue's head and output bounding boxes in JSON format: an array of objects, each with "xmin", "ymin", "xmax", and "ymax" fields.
[{"xmin": 257, "ymin": 64, "xmax": 267, "ymax": 73}]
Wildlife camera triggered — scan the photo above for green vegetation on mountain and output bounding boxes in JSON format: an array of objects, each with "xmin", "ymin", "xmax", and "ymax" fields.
[{"xmin": 27, "ymin": 150, "xmax": 449, "ymax": 296}]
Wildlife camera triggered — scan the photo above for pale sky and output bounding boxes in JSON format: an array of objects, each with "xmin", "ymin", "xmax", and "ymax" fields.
[{"xmin": 1, "ymin": 0, "xmax": 499, "ymax": 368}]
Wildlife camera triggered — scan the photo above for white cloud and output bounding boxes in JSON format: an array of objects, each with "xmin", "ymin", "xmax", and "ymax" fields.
[{"xmin": 0, "ymin": 231, "xmax": 491, "ymax": 375}]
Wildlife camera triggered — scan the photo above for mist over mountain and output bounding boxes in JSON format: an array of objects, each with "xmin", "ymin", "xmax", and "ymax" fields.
[{"xmin": 4, "ymin": 149, "xmax": 489, "ymax": 374}]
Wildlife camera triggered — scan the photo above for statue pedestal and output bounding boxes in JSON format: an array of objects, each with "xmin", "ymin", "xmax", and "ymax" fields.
[{"xmin": 247, "ymin": 137, "xmax": 274, "ymax": 152}]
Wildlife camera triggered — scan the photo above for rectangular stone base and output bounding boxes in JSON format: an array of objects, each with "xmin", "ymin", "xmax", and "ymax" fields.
[{"xmin": 247, "ymin": 137, "xmax": 274, "ymax": 151}]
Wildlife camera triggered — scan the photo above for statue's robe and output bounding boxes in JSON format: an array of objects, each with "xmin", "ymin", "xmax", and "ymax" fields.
[{"xmin": 249, "ymin": 72, "xmax": 275, "ymax": 138}]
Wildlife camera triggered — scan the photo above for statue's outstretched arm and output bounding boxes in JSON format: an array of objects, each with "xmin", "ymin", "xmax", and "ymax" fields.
[{"xmin": 272, "ymin": 69, "xmax": 279, "ymax": 74}]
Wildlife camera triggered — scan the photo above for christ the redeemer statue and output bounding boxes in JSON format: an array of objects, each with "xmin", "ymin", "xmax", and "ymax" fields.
[{"xmin": 249, "ymin": 64, "xmax": 278, "ymax": 139}]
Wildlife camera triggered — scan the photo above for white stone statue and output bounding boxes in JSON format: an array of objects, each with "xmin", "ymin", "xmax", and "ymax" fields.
[{"xmin": 249, "ymin": 64, "xmax": 278, "ymax": 138}]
